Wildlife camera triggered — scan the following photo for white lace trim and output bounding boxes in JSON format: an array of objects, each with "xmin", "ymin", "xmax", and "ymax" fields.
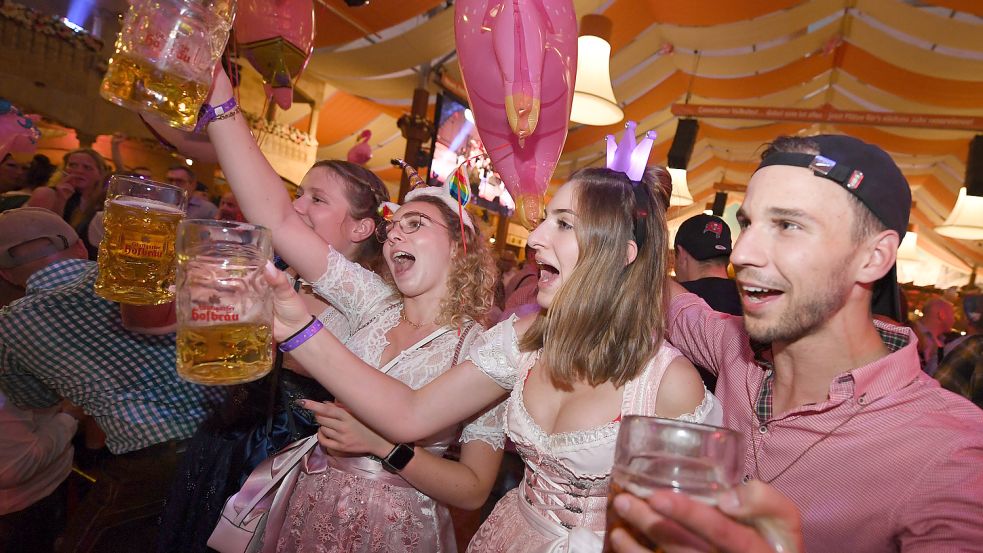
[
  {"xmin": 307, "ymin": 247, "xmax": 506, "ymax": 451},
  {"xmin": 459, "ymin": 400, "xmax": 508, "ymax": 450},
  {"xmin": 674, "ymin": 388, "xmax": 717, "ymax": 424},
  {"xmin": 467, "ymin": 315, "xmax": 521, "ymax": 390}
]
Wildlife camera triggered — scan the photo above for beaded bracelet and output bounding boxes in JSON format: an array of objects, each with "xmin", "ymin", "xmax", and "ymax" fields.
[
  {"xmin": 278, "ymin": 316, "xmax": 324, "ymax": 353},
  {"xmin": 194, "ymin": 97, "xmax": 238, "ymax": 133}
]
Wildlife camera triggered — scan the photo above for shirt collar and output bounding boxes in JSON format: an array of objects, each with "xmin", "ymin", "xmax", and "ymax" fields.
[
  {"xmin": 25, "ymin": 258, "xmax": 90, "ymax": 293},
  {"xmin": 844, "ymin": 320, "xmax": 920, "ymax": 402},
  {"xmin": 757, "ymin": 320, "xmax": 920, "ymax": 404}
]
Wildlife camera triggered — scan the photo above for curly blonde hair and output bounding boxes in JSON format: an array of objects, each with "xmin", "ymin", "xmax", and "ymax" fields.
[{"xmin": 406, "ymin": 196, "xmax": 498, "ymax": 327}]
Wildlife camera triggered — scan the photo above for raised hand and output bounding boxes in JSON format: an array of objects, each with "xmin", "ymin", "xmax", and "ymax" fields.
[{"xmin": 263, "ymin": 261, "xmax": 318, "ymax": 341}]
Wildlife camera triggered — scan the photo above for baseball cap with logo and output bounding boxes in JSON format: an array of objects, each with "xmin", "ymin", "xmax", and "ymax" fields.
[
  {"xmin": 0, "ymin": 207, "xmax": 79, "ymax": 268},
  {"xmin": 755, "ymin": 134, "xmax": 912, "ymax": 322},
  {"xmin": 674, "ymin": 214, "xmax": 733, "ymax": 261}
]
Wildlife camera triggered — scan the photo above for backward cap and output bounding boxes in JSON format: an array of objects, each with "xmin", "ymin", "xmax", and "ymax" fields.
[
  {"xmin": 758, "ymin": 134, "xmax": 912, "ymax": 240},
  {"xmin": 0, "ymin": 207, "xmax": 79, "ymax": 268}
]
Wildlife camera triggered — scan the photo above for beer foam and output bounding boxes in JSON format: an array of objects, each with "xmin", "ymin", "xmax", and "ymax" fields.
[{"xmin": 111, "ymin": 196, "xmax": 186, "ymax": 215}]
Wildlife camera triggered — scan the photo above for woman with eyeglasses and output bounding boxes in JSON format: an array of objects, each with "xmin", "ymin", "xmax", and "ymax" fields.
[
  {"xmin": 185, "ymin": 68, "xmax": 504, "ymax": 553},
  {"xmin": 262, "ymin": 160, "xmax": 722, "ymax": 551}
]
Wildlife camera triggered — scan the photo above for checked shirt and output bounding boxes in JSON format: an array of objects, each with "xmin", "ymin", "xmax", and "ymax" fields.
[{"xmin": 0, "ymin": 259, "xmax": 224, "ymax": 454}]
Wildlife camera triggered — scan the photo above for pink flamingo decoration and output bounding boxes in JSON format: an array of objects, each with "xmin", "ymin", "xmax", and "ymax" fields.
[{"xmin": 346, "ymin": 129, "xmax": 373, "ymax": 165}]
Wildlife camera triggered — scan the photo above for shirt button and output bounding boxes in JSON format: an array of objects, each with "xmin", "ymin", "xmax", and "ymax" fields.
[
  {"xmin": 743, "ymin": 474, "xmax": 751, "ymax": 483},
  {"xmin": 758, "ymin": 425, "xmax": 768, "ymax": 434},
  {"xmin": 858, "ymin": 395, "xmax": 868, "ymax": 405}
]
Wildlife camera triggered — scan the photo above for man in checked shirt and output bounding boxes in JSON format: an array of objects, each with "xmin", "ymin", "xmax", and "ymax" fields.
[
  {"xmin": 608, "ymin": 135, "xmax": 983, "ymax": 553},
  {"xmin": 0, "ymin": 207, "xmax": 224, "ymax": 553}
]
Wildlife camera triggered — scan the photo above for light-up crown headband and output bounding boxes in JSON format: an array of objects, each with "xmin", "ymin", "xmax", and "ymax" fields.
[
  {"xmin": 606, "ymin": 121, "xmax": 657, "ymax": 183},
  {"xmin": 605, "ymin": 121, "xmax": 657, "ymax": 246},
  {"xmin": 390, "ymin": 159, "xmax": 474, "ymax": 231}
]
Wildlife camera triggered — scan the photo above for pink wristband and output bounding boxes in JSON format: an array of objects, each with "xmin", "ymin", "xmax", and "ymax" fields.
[{"xmin": 278, "ymin": 316, "xmax": 323, "ymax": 352}]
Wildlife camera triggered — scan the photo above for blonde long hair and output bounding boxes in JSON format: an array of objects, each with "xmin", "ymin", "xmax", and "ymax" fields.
[{"xmin": 520, "ymin": 166, "xmax": 671, "ymax": 388}]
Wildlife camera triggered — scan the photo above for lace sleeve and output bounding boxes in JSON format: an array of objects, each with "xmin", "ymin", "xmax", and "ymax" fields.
[
  {"xmin": 466, "ymin": 316, "xmax": 522, "ymax": 390},
  {"xmin": 309, "ymin": 247, "xmax": 397, "ymax": 328},
  {"xmin": 675, "ymin": 389, "xmax": 723, "ymax": 426},
  {"xmin": 459, "ymin": 399, "xmax": 508, "ymax": 450}
]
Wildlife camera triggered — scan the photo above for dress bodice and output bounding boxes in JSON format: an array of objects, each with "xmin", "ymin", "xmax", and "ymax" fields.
[
  {"xmin": 310, "ymin": 247, "xmax": 505, "ymax": 453},
  {"xmin": 469, "ymin": 316, "xmax": 720, "ymax": 535}
]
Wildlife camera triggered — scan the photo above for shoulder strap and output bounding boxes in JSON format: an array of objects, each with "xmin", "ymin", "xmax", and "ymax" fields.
[
  {"xmin": 453, "ymin": 320, "xmax": 479, "ymax": 367},
  {"xmin": 380, "ymin": 325, "xmax": 453, "ymax": 374}
]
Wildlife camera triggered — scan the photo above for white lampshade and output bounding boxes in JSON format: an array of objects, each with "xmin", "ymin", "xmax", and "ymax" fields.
[
  {"xmin": 570, "ymin": 34, "xmax": 623, "ymax": 126},
  {"xmin": 936, "ymin": 188, "xmax": 983, "ymax": 240},
  {"xmin": 667, "ymin": 167, "xmax": 694, "ymax": 206}
]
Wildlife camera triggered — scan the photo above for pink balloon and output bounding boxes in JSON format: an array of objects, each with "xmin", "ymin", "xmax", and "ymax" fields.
[
  {"xmin": 0, "ymin": 99, "xmax": 41, "ymax": 161},
  {"xmin": 235, "ymin": 0, "xmax": 315, "ymax": 110},
  {"xmin": 455, "ymin": 0, "xmax": 577, "ymax": 228}
]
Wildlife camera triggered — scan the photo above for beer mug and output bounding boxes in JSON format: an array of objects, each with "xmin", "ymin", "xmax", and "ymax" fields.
[
  {"xmin": 94, "ymin": 175, "xmax": 188, "ymax": 305},
  {"xmin": 100, "ymin": 0, "xmax": 235, "ymax": 130},
  {"xmin": 175, "ymin": 219, "xmax": 273, "ymax": 385},
  {"xmin": 602, "ymin": 416, "xmax": 743, "ymax": 552}
]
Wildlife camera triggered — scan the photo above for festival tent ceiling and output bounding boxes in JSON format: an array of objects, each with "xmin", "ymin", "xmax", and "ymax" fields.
[{"xmin": 299, "ymin": 0, "xmax": 983, "ymax": 278}]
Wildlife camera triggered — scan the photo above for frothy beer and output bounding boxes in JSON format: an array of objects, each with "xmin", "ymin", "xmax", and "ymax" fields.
[
  {"xmin": 177, "ymin": 322, "xmax": 273, "ymax": 385},
  {"xmin": 95, "ymin": 196, "xmax": 184, "ymax": 305}
]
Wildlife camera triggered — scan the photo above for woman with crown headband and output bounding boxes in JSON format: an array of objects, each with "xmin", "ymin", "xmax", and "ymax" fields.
[
  {"xmin": 266, "ymin": 122, "xmax": 722, "ymax": 552},
  {"xmin": 192, "ymin": 67, "xmax": 505, "ymax": 552}
]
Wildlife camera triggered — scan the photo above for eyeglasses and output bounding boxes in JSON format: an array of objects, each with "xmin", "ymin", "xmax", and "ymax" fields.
[{"xmin": 375, "ymin": 212, "xmax": 448, "ymax": 243}]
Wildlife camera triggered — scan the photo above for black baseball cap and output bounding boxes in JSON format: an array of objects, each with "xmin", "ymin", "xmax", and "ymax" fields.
[
  {"xmin": 674, "ymin": 214, "xmax": 732, "ymax": 261},
  {"xmin": 756, "ymin": 134, "xmax": 912, "ymax": 322}
]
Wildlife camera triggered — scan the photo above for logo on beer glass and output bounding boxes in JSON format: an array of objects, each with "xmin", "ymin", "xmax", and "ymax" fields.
[
  {"xmin": 175, "ymin": 219, "xmax": 274, "ymax": 386},
  {"xmin": 99, "ymin": 0, "xmax": 234, "ymax": 130},
  {"xmin": 94, "ymin": 176, "xmax": 187, "ymax": 305}
]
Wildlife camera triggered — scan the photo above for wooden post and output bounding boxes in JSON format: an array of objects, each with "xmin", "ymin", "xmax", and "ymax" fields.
[{"xmin": 397, "ymin": 87, "xmax": 432, "ymax": 202}]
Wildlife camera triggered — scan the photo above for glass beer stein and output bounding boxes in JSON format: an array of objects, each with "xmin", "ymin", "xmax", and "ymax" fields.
[
  {"xmin": 175, "ymin": 220, "xmax": 273, "ymax": 385},
  {"xmin": 100, "ymin": 0, "xmax": 235, "ymax": 130},
  {"xmin": 602, "ymin": 416, "xmax": 743, "ymax": 553},
  {"xmin": 94, "ymin": 175, "xmax": 188, "ymax": 305}
]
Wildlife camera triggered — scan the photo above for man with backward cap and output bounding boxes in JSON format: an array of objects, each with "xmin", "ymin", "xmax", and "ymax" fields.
[
  {"xmin": 608, "ymin": 135, "xmax": 983, "ymax": 553},
  {"xmin": 0, "ymin": 207, "xmax": 224, "ymax": 552}
]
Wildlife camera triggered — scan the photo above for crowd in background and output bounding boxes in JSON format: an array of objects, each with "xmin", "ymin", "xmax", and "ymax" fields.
[{"xmin": 0, "ymin": 120, "xmax": 981, "ymax": 553}]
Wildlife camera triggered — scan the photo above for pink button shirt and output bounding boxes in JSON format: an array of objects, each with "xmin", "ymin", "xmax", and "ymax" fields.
[{"xmin": 669, "ymin": 293, "xmax": 983, "ymax": 553}]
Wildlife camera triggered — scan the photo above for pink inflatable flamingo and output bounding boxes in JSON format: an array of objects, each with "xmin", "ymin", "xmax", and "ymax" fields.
[
  {"xmin": 346, "ymin": 129, "xmax": 373, "ymax": 165},
  {"xmin": 235, "ymin": 0, "xmax": 315, "ymax": 110},
  {"xmin": 455, "ymin": 0, "xmax": 577, "ymax": 228}
]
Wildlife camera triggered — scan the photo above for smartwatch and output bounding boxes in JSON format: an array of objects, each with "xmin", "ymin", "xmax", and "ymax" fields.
[{"xmin": 381, "ymin": 443, "xmax": 415, "ymax": 473}]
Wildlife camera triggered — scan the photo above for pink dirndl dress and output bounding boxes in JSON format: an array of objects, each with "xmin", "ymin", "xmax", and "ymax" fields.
[
  {"xmin": 464, "ymin": 317, "xmax": 721, "ymax": 553},
  {"xmin": 269, "ymin": 249, "xmax": 505, "ymax": 553}
]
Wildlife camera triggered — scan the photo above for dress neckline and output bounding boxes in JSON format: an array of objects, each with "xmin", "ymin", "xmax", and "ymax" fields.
[{"xmin": 515, "ymin": 351, "xmax": 631, "ymax": 446}]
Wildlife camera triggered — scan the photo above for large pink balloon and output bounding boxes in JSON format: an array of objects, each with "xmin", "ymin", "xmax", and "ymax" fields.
[
  {"xmin": 0, "ymin": 99, "xmax": 41, "ymax": 161},
  {"xmin": 455, "ymin": 0, "xmax": 577, "ymax": 228},
  {"xmin": 235, "ymin": 0, "xmax": 315, "ymax": 110}
]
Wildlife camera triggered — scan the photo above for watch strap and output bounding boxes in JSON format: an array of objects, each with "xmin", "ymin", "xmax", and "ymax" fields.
[{"xmin": 381, "ymin": 443, "xmax": 415, "ymax": 473}]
